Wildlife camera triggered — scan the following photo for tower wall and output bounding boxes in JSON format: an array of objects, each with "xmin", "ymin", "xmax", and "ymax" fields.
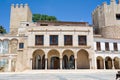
[
  {"xmin": 10, "ymin": 4, "xmax": 32, "ymax": 35},
  {"xmin": 101, "ymin": 26, "xmax": 120, "ymax": 39},
  {"xmin": 92, "ymin": 0, "xmax": 120, "ymax": 39}
]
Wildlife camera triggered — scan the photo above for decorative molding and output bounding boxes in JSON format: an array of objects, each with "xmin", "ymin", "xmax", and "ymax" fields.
[
  {"xmin": 27, "ymin": 46, "xmax": 91, "ymax": 49},
  {"xmin": 28, "ymin": 30, "xmax": 90, "ymax": 33},
  {"xmin": 0, "ymin": 54, "xmax": 17, "ymax": 59}
]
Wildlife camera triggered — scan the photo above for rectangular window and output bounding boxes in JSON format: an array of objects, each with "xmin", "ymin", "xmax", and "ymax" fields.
[
  {"xmin": 116, "ymin": 14, "xmax": 120, "ymax": 20},
  {"xmin": 64, "ymin": 35, "xmax": 73, "ymax": 46},
  {"xmin": 19, "ymin": 43, "xmax": 24, "ymax": 49},
  {"xmin": 113, "ymin": 43, "xmax": 118, "ymax": 51},
  {"xmin": 96, "ymin": 42, "xmax": 101, "ymax": 51},
  {"xmin": 50, "ymin": 35, "xmax": 58, "ymax": 45},
  {"xmin": 105, "ymin": 42, "xmax": 109, "ymax": 51},
  {"xmin": 35, "ymin": 35, "xmax": 44, "ymax": 45},
  {"xmin": 40, "ymin": 24, "xmax": 48, "ymax": 26},
  {"xmin": 78, "ymin": 36, "xmax": 87, "ymax": 45}
]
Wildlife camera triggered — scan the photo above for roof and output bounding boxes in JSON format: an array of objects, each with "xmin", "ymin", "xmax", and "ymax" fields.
[{"xmin": 36, "ymin": 21, "xmax": 89, "ymax": 26}]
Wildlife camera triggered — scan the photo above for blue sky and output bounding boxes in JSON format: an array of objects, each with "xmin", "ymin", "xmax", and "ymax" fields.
[{"xmin": 0, "ymin": 0, "xmax": 117, "ymax": 32}]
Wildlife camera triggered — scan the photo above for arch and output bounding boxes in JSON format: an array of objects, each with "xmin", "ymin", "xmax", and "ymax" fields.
[
  {"xmin": 62, "ymin": 50, "xmax": 75, "ymax": 69},
  {"xmin": 10, "ymin": 39, "xmax": 18, "ymax": 54},
  {"xmin": 105, "ymin": 56, "xmax": 112, "ymax": 69},
  {"xmin": 77, "ymin": 49, "xmax": 90, "ymax": 69},
  {"xmin": 32, "ymin": 49, "xmax": 45, "ymax": 69},
  {"xmin": 96, "ymin": 56, "xmax": 104, "ymax": 69},
  {"xmin": 62, "ymin": 55, "xmax": 68, "ymax": 69},
  {"xmin": 47, "ymin": 49, "xmax": 60, "ymax": 69},
  {"xmin": 2, "ymin": 39, "xmax": 10, "ymax": 41},
  {"xmin": 10, "ymin": 38, "xmax": 18, "ymax": 41},
  {"xmin": 62, "ymin": 50, "xmax": 74, "ymax": 58},
  {"xmin": 114, "ymin": 57, "xmax": 120, "ymax": 69}
]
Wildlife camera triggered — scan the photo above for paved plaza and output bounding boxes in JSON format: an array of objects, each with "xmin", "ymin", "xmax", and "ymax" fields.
[{"xmin": 0, "ymin": 70, "xmax": 118, "ymax": 80}]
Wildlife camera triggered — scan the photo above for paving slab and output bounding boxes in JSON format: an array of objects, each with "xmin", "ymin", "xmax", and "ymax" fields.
[{"xmin": 0, "ymin": 70, "xmax": 118, "ymax": 80}]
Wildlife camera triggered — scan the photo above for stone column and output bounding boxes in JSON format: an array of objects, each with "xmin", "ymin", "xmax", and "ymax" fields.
[
  {"xmin": 89, "ymin": 58, "xmax": 92, "ymax": 69},
  {"xmin": 104, "ymin": 59, "xmax": 106, "ymax": 69},
  {"xmin": 60, "ymin": 58, "xmax": 62, "ymax": 69},
  {"xmin": 112, "ymin": 59, "xmax": 115, "ymax": 69},
  {"xmin": 45, "ymin": 58, "xmax": 47, "ymax": 70},
  {"xmin": 119, "ymin": 58, "xmax": 120, "ymax": 69},
  {"xmin": 94, "ymin": 57, "xmax": 97, "ymax": 69},
  {"xmin": 75, "ymin": 58, "xmax": 77, "ymax": 69},
  {"xmin": 30, "ymin": 58, "xmax": 33, "ymax": 69},
  {"xmin": 8, "ymin": 58, "xmax": 12, "ymax": 72}
]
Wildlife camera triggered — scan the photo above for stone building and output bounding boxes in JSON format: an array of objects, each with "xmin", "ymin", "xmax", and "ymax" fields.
[
  {"xmin": 92, "ymin": 0, "xmax": 120, "ymax": 39},
  {"xmin": 93, "ymin": 0, "xmax": 120, "ymax": 70},
  {"xmin": 0, "ymin": 0, "xmax": 120, "ymax": 72}
]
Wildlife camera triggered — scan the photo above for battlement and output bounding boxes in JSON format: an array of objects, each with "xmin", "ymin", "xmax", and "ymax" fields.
[
  {"xmin": 10, "ymin": 3, "xmax": 32, "ymax": 35},
  {"xmin": 92, "ymin": 0, "xmax": 120, "ymax": 38},
  {"xmin": 11, "ymin": 4, "xmax": 28, "ymax": 8}
]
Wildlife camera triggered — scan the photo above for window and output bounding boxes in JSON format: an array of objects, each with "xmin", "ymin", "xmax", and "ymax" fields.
[
  {"xmin": 105, "ymin": 42, "xmax": 109, "ymax": 51},
  {"xmin": 26, "ymin": 24, "xmax": 29, "ymax": 26},
  {"xmin": 113, "ymin": 43, "xmax": 118, "ymax": 51},
  {"xmin": 35, "ymin": 35, "xmax": 44, "ymax": 45},
  {"xmin": 116, "ymin": 14, "xmax": 120, "ymax": 20},
  {"xmin": 40, "ymin": 24, "xmax": 48, "ymax": 26},
  {"xmin": 78, "ymin": 36, "xmax": 87, "ymax": 45},
  {"xmin": 50, "ymin": 35, "xmax": 58, "ymax": 45},
  {"xmin": 64, "ymin": 35, "xmax": 73, "ymax": 46},
  {"xmin": 19, "ymin": 43, "xmax": 24, "ymax": 49},
  {"xmin": 96, "ymin": 42, "xmax": 101, "ymax": 51}
]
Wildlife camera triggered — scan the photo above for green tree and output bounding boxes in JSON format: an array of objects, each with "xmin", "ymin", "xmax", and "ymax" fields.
[
  {"xmin": 0, "ymin": 26, "xmax": 6, "ymax": 34},
  {"xmin": 32, "ymin": 14, "xmax": 57, "ymax": 22}
]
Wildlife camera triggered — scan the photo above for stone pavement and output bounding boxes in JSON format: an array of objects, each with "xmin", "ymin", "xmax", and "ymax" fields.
[{"xmin": 0, "ymin": 70, "xmax": 118, "ymax": 80}]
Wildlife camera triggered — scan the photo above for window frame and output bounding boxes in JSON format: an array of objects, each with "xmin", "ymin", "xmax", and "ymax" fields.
[
  {"xmin": 64, "ymin": 35, "xmax": 73, "ymax": 46},
  {"xmin": 19, "ymin": 43, "xmax": 24, "ymax": 49},
  {"xmin": 116, "ymin": 14, "xmax": 120, "ymax": 20},
  {"xmin": 50, "ymin": 35, "xmax": 58, "ymax": 46},
  {"xmin": 78, "ymin": 35, "xmax": 87, "ymax": 46},
  {"xmin": 96, "ymin": 42, "xmax": 101, "ymax": 51},
  {"xmin": 35, "ymin": 35, "xmax": 44, "ymax": 46},
  {"xmin": 105, "ymin": 42, "xmax": 109, "ymax": 51},
  {"xmin": 113, "ymin": 43, "xmax": 118, "ymax": 51}
]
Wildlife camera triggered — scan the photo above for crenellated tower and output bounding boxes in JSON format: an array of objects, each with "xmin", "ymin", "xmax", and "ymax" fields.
[
  {"xmin": 10, "ymin": 4, "xmax": 32, "ymax": 35},
  {"xmin": 92, "ymin": 0, "xmax": 120, "ymax": 39}
]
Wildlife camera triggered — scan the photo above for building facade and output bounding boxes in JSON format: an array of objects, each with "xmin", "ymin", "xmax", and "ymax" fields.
[
  {"xmin": 0, "ymin": 0, "xmax": 120, "ymax": 72},
  {"xmin": 94, "ymin": 36, "xmax": 120, "ymax": 69}
]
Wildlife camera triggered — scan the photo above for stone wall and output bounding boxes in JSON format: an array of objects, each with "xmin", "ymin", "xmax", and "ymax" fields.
[
  {"xmin": 100, "ymin": 26, "xmax": 120, "ymax": 39},
  {"xmin": 10, "ymin": 4, "xmax": 32, "ymax": 35}
]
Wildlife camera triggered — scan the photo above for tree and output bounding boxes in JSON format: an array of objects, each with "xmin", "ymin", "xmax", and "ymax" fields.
[
  {"xmin": 0, "ymin": 26, "xmax": 6, "ymax": 34},
  {"xmin": 32, "ymin": 14, "xmax": 57, "ymax": 22}
]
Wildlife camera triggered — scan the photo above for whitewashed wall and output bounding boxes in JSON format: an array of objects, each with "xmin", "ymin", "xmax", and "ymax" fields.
[{"xmin": 94, "ymin": 38, "xmax": 120, "ymax": 51}]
